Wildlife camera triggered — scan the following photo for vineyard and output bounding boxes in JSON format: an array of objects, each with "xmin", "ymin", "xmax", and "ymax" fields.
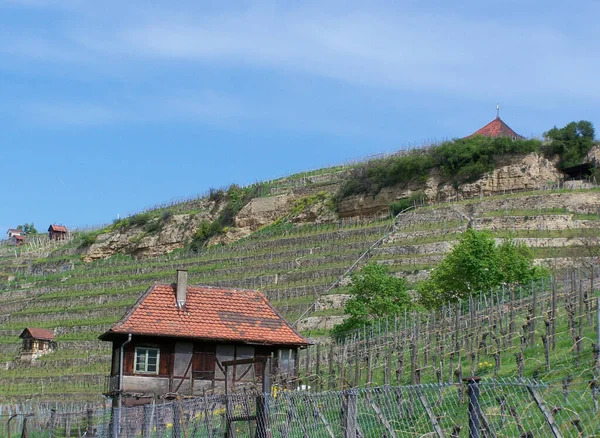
[{"xmin": 1, "ymin": 185, "xmax": 600, "ymax": 406}]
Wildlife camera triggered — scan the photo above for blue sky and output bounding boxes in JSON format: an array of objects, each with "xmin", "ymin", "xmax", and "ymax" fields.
[{"xmin": 1, "ymin": 1, "xmax": 599, "ymax": 232}]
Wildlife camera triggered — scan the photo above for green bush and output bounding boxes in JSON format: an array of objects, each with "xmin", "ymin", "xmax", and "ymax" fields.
[
  {"xmin": 78, "ymin": 233, "xmax": 97, "ymax": 247},
  {"xmin": 129, "ymin": 213, "xmax": 152, "ymax": 227},
  {"xmin": 389, "ymin": 191, "xmax": 425, "ymax": 216},
  {"xmin": 418, "ymin": 230, "xmax": 546, "ymax": 309},
  {"xmin": 143, "ymin": 220, "xmax": 162, "ymax": 234},
  {"xmin": 336, "ymin": 136, "xmax": 543, "ymax": 205},
  {"xmin": 543, "ymin": 121, "xmax": 595, "ymax": 168},
  {"xmin": 331, "ymin": 263, "xmax": 412, "ymax": 340}
]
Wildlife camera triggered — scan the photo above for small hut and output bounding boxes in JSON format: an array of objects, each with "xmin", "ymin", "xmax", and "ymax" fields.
[
  {"xmin": 9, "ymin": 234, "xmax": 25, "ymax": 246},
  {"xmin": 6, "ymin": 228, "xmax": 22, "ymax": 239},
  {"xmin": 20, "ymin": 328, "xmax": 56, "ymax": 361},
  {"xmin": 48, "ymin": 224, "xmax": 68, "ymax": 240}
]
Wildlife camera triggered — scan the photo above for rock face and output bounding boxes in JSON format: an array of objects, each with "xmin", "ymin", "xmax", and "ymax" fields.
[
  {"xmin": 338, "ymin": 153, "xmax": 564, "ymax": 217},
  {"xmin": 208, "ymin": 194, "xmax": 295, "ymax": 245},
  {"xmin": 234, "ymin": 195, "xmax": 294, "ymax": 229},
  {"xmin": 83, "ymin": 212, "xmax": 212, "ymax": 262},
  {"xmin": 435, "ymin": 153, "xmax": 562, "ymax": 200}
]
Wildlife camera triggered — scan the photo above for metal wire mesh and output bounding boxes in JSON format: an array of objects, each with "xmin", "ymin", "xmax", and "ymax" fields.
[{"xmin": 5, "ymin": 378, "xmax": 600, "ymax": 437}]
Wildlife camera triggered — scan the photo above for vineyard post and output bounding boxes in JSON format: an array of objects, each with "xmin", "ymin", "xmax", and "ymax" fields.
[
  {"xmin": 464, "ymin": 377, "xmax": 482, "ymax": 438},
  {"xmin": 342, "ymin": 389, "xmax": 357, "ymax": 438}
]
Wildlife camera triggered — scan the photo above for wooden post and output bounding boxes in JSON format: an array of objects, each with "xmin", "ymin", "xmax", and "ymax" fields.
[
  {"xmin": 49, "ymin": 410, "xmax": 56, "ymax": 438},
  {"xmin": 315, "ymin": 344, "xmax": 321, "ymax": 392},
  {"xmin": 143, "ymin": 404, "xmax": 152, "ymax": 438},
  {"xmin": 172, "ymin": 398, "xmax": 182, "ymax": 438},
  {"xmin": 342, "ymin": 389, "xmax": 357, "ymax": 438},
  {"xmin": 417, "ymin": 388, "xmax": 446, "ymax": 438},
  {"xmin": 87, "ymin": 409, "xmax": 94, "ymax": 436},
  {"xmin": 328, "ymin": 343, "xmax": 334, "ymax": 390},
  {"xmin": 256, "ymin": 358, "xmax": 271, "ymax": 438},
  {"xmin": 527, "ymin": 385, "xmax": 564, "ymax": 438},
  {"xmin": 464, "ymin": 377, "xmax": 481, "ymax": 438}
]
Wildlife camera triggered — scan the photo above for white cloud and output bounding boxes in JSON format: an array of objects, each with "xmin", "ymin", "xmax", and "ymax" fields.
[
  {"xmin": 2, "ymin": 2, "xmax": 600, "ymax": 132},
  {"xmin": 103, "ymin": 6, "xmax": 600, "ymax": 100}
]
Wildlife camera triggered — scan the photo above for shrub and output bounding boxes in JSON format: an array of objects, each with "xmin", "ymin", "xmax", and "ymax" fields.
[
  {"xmin": 418, "ymin": 230, "xmax": 545, "ymax": 308},
  {"xmin": 129, "ymin": 213, "xmax": 152, "ymax": 227},
  {"xmin": 335, "ymin": 136, "xmax": 543, "ymax": 205},
  {"xmin": 389, "ymin": 191, "xmax": 425, "ymax": 216},
  {"xmin": 143, "ymin": 220, "xmax": 162, "ymax": 234},
  {"xmin": 543, "ymin": 121, "xmax": 595, "ymax": 168},
  {"xmin": 331, "ymin": 263, "xmax": 412, "ymax": 340},
  {"xmin": 79, "ymin": 233, "xmax": 97, "ymax": 247}
]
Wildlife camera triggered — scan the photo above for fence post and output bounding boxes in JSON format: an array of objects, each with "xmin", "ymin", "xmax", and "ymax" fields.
[
  {"xmin": 49, "ymin": 410, "xmax": 56, "ymax": 438},
  {"xmin": 172, "ymin": 398, "xmax": 182, "ymax": 438},
  {"xmin": 464, "ymin": 377, "xmax": 481, "ymax": 438},
  {"xmin": 256, "ymin": 358, "xmax": 271, "ymax": 438},
  {"xmin": 85, "ymin": 408, "xmax": 94, "ymax": 435},
  {"xmin": 111, "ymin": 405, "xmax": 120, "ymax": 438},
  {"xmin": 342, "ymin": 389, "xmax": 358, "ymax": 438},
  {"xmin": 143, "ymin": 404, "xmax": 152, "ymax": 438}
]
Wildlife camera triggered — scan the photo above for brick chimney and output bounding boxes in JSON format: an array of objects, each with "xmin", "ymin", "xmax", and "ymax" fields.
[{"xmin": 176, "ymin": 269, "xmax": 188, "ymax": 307}]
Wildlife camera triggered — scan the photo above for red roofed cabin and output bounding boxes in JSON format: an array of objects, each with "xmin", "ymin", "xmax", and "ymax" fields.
[
  {"xmin": 466, "ymin": 116, "xmax": 524, "ymax": 140},
  {"xmin": 9, "ymin": 234, "xmax": 25, "ymax": 247},
  {"xmin": 48, "ymin": 224, "xmax": 68, "ymax": 240},
  {"xmin": 100, "ymin": 270, "xmax": 309, "ymax": 405},
  {"xmin": 20, "ymin": 327, "xmax": 56, "ymax": 361}
]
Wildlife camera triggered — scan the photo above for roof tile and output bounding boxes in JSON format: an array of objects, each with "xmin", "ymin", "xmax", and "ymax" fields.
[
  {"xmin": 467, "ymin": 117, "xmax": 524, "ymax": 139},
  {"xmin": 102, "ymin": 284, "xmax": 310, "ymax": 346}
]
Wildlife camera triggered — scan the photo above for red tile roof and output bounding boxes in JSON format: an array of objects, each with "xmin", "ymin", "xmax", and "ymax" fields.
[
  {"xmin": 7, "ymin": 229, "xmax": 21, "ymax": 233},
  {"xmin": 48, "ymin": 225, "xmax": 68, "ymax": 233},
  {"xmin": 14, "ymin": 235, "xmax": 24, "ymax": 241},
  {"xmin": 20, "ymin": 328, "xmax": 55, "ymax": 341},
  {"xmin": 101, "ymin": 284, "xmax": 310, "ymax": 346},
  {"xmin": 467, "ymin": 117, "xmax": 524, "ymax": 139}
]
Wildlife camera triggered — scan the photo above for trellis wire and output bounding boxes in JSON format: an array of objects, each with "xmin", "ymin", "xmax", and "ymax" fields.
[{"xmin": 4, "ymin": 378, "xmax": 600, "ymax": 437}]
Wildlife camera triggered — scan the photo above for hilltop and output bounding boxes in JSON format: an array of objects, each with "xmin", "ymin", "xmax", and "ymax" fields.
[{"xmin": 1, "ymin": 122, "xmax": 600, "ymax": 403}]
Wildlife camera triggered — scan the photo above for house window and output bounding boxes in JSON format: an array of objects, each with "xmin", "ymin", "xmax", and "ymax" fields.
[
  {"xmin": 134, "ymin": 347, "xmax": 160, "ymax": 374},
  {"xmin": 278, "ymin": 349, "xmax": 296, "ymax": 374}
]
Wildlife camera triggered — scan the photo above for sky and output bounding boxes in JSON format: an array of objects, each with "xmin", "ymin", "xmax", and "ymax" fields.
[{"xmin": 1, "ymin": 0, "xmax": 599, "ymax": 232}]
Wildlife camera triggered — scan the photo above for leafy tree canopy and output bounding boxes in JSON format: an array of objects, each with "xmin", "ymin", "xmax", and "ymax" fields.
[
  {"xmin": 17, "ymin": 223, "xmax": 38, "ymax": 235},
  {"xmin": 418, "ymin": 230, "xmax": 544, "ymax": 309},
  {"xmin": 331, "ymin": 263, "xmax": 412, "ymax": 339},
  {"xmin": 543, "ymin": 121, "xmax": 595, "ymax": 168}
]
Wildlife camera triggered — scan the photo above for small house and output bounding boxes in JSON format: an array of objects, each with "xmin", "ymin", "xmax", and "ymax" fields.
[
  {"xmin": 100, "ymin": 270, "xmax": 309, "ymax": 406},
  {"xmin": 48, "ymin": 224, "xmax": 68, "ymax": 240},
  {"xmin": 20, "ymin": 328, "xmax": 56, "ymax": 361},
  {"xmin": 9, "ymin": 234, "xmax": 25, "ymax": 246},
  {"xmin": 6, "ymin": 229, "xmax": 22, "ymax": 239}
]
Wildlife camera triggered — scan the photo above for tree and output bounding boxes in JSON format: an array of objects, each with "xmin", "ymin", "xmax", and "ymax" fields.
[
  {"xmin": 543, "ymin": 121, "xmax": 595, "ymax": 168},
  {"xmin": 17, "ymin": 223, "xmax": 38, "ymax": 235},
  {"xmin": 331, "ymin": 263, "xmax": 412, "ymax": 338},
  {"xmin": 418, "ymin": 230, "xmax": 543, "ymax": 308}
]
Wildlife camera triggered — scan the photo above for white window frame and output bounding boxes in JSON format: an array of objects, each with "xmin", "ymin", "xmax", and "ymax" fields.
[{"xmin": 134, "ymin": 347, "xmax": 160, "ymax": 374}]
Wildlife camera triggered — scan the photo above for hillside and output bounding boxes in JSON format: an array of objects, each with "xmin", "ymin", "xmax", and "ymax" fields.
[{"xmin": 1, "ymin": 134, "xmax": 600, "ymax": 403}]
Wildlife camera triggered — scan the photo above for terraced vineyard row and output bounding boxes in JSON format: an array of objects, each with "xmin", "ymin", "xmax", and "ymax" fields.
[{"xmin": 2, "ymin": 189, "xmax": 600, "ymax": 403}]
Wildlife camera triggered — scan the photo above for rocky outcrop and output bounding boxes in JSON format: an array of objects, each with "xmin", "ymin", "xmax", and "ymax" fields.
[
  {"xmin": 235, "ymin": 195, "xmax": 294, "ymax": 229},
  {"xmin": 435, "ymin": 153, "xmax": 562, "ymax": 200},
  {"xmin": 208, "ymin": 194, "xmax": 295, "ymax": 246},
  {"xmin": 83, "ymin": 212, "xmax": 213, "ymax": 262},
  {"xmin": 338, "ymin": 153, "xmax": 564, "ymax": 217}
]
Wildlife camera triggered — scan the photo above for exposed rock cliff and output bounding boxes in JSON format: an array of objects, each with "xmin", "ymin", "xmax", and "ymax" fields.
[
  {"xmin": 338, "ymin": 153, "xmax": 564, "ymax": 217},
  {"xmin": 82, "ymin": 153, "xmax": 571, "ymax": 261}
]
